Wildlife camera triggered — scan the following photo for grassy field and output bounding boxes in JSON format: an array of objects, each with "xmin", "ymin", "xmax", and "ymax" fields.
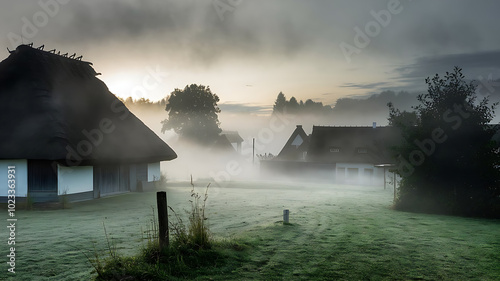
[{"xmin": 1, "ymin": 181, "xmax": 499, "ymax": 280}]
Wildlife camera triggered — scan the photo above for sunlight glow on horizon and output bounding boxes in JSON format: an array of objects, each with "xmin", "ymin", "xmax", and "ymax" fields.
[{"xmin": 97, "ymin": 56, "xmax": 403, "ymax": 111}]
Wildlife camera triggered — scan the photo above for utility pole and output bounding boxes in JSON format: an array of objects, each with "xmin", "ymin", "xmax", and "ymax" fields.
[
  {"xmin": 252, "ymin": 138, "xmax": 255, "ymax": 164},
  {"xmin": 393, "ymin": 172, "xmax": 397, "ymax": 203}
]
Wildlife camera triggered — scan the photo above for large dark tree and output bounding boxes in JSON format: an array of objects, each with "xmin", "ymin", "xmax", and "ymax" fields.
[
  {"xmin": 389, "ymin": 67, "xmax": 500, "ymax": 217},
  {"xmin": 161, "ymin": 84, "xmax": 221, "ymax": 145}
]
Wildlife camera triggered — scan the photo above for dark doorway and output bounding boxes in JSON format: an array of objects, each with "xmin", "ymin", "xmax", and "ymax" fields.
[{"xmin": 28, "ymin": 160, "xmax": 58, "ymax": 202}]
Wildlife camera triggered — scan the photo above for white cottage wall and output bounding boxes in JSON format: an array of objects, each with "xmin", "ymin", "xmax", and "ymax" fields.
[
  {"xmin": 147, "ymin": 162, "xmax": 161, "ymax": 182},
  {"xmin": 0, "ymin": 159, "xmax": 28, "ymax": 197},
  {"xmin": 57, "ymin": 165, "xmax": 93, "ymax": 195},
  {"xmin": 336, "ymin": 163, "xmax": 384, "ymax": 186}
]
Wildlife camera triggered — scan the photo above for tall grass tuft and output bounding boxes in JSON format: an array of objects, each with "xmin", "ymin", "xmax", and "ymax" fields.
[
  {"xmin": 187, "ymin": 175, "xmax": 211, "ymax": 249},
  {"xmin": 90, "ymin": 177, "xmax": 244, "ymax": 280},
  {"xmin": 134, "ymin": 177, "xmax": 216, "ymax": 277},
  {"xmin": 140, "ymin": 206, "xmax": 161, "ymax": 263},
  {"xmin": 85, "ymin": 222, "xmax": 119, "ymax": 279},
  {"xmin": 59, "ymin": 189, "xmax": 70, "ymax": 209},
  {"xmin": 165, "ymin": 175, "xmax": 211, "ymax": 251}
]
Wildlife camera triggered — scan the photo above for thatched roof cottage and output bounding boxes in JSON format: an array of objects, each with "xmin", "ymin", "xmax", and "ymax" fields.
[{"xmin": 0, "ymin": 44, "xmax": 176, "ymax": 202}]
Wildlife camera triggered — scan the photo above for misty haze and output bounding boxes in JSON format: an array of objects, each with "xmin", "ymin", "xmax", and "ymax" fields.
[{"xmin": 1, "ymin": 1, "xmax": 500, "ymax": 280}]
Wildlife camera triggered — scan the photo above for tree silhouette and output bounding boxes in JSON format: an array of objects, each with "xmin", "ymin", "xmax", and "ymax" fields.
[
  {"xmin": 389, "ymin": 67, "xmax": 500, "ymax": 218},
  {"xmin": 161, "ymin": 84, "xmax": 221, "ymax": 145},
  {"xmin": 273, "ymin": 92, "xmax": 287, "ymax": 114},
  {"xmin": 272, "ymin": 93, "xmax": 333, "ymax": 115},
  {"xmin": 287, "ymin": 96, "xmax": 300, "ymax": 114}
]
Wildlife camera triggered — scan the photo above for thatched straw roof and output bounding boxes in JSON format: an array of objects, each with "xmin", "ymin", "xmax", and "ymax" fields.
[
  {"xmin": 0, "ymin": 44, "xmax": 176, "ymax": 166},
  {"xmin": 307, "ymin": 126, "xmax": 400, "ymax": 164}
]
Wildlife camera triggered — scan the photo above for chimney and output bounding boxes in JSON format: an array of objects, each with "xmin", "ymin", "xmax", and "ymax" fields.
[{"xmin": 372, "ymin": 122, "xmax": 376, "ymax": 128}]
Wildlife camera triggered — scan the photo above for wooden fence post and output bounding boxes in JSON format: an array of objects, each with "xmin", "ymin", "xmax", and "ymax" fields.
[{"xmin": 157, "ymin": 191, "xmax": 169, "ymax": 249}]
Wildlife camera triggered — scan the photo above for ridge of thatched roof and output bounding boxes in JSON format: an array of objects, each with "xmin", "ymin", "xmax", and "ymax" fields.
[{"xmin": 0, "ymin": 44, "xmax": 176, "ymax": 166}]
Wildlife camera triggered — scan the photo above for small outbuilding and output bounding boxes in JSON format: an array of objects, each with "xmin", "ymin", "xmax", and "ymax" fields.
[
  {"xmin": 220, "ymin": 131, "xmax": 244, "ymax": 153},
  {"xmin": 0, "ymin": 44, "xmax": 177, "ymax": 202}
]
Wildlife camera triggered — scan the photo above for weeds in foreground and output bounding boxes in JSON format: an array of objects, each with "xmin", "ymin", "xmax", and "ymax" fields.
[
  {"xmin": 84, "ymin": 222, "xmax": 118, "ymax": 278},
  {"xmin": 186, "ymin": 175, "xmax": 211, "ymax": 249},
  {"xmin": 143, "ymin": 206, "xmax": 159, "ymax": 245},
  {"xmin": 90, "ymin": 177, "xmax": 245, "ymax": 280},
  {"xmin": 59, "ymin": 189, "xmax": 70, "ymax": 209}
]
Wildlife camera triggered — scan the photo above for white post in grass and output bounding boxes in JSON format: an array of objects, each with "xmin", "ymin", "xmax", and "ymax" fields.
[
  {"xmin": 283, "ymin": 209, "xmax": 289, "ymax": 224},
  {"xmin": 393, "ymin": 171, "xmax": 397, "ymax": 203}
]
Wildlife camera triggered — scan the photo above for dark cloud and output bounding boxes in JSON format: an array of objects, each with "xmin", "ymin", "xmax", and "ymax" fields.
[
  {"xmin": 2, "ymin": 1, "xmax": 500, "ymax": 65},
  {"xmin": 393, "ymin": 51, "xmax": 500, "ymax": 93},
  {"xmin": 49, "ymin": 0, "xmax": 321, "ymax": 64},
  {"xmin": 1, "ymin": 1, "xmax": 312, "ymax": 64},
  {"xmin": 334, "ymin": 90, "xmax": 417, "ymax": 112},
  {"xmin": 404, "ymin": 19, "xmax": 482, "ymax": 54},
  {"xmin": 63, "ymin": 1, "xmax": 179, "ymax": 39},
  {"xmin": 1, "ymin": 1, "xmax": 500, "ymax": 108},
  {"xmin": 397, "ymin": 51, "xmax": 500, "ymax": 77}
]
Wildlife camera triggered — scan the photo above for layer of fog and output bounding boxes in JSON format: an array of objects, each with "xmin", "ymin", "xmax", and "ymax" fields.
[
  {"xmin": 129, "ymin": 91, "xmax": 415, "ymax": 183},
  {"xmin": 128, "ymin": 86, "xmax": 500, "ymax": 183}
]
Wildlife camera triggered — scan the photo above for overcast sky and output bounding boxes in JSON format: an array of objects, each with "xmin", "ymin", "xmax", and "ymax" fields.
[{"xmin": 1, "ymin": 0, "xmax": 500, "ymax": 112}]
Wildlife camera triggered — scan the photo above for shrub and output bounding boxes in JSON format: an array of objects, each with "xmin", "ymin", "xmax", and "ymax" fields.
[{"xmin": 389, "ymin": 67, "xmax": 500, "ymax": 218}]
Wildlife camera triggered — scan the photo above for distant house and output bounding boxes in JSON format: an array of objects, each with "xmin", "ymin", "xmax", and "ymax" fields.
[
  {"xmin": 212, "ymin": 131, "xmax": 244, "ymax": 154},
  {"xmin": 307, "ymin": 125, "xmax": 400, "ymax": 185},
  {"xmin": 212, "ymin": 134, "xmax": 237, "ymax": 154},
  {"xmin": 0, "ymin": 44, "xmax": 177, "ymax": 202},
  {"xmin": 261, "ymin": 124, "xmax": 400, "ymax": 185},
  {"xmin": 221, "ymin": 131, "xmax": 244, "ymax": 153}
]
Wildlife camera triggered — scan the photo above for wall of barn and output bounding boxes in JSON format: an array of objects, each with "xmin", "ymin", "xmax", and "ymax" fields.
[
  {"xmin": 147, "ymin": 162, "xmax": 161, "ymax": 182},
  {"xmin": 57, "ymin": 165, "xmax": 93, "ymax": 196},
  {"xmin": 0, "ymin": 159, "xmax": 28, "ymax": 198}
]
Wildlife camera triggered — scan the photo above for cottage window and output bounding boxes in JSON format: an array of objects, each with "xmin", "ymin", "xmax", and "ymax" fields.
[
  {"xmin": 357, "ymin": 148, "xmax": 368, "ymax": 154},
  {"xmin": 291, "ymin": 135, "xmax": 303, "ymax": 147},
  {"xmin": 330, "ymin": 147, "xmax": 340, "ymax": 153}
]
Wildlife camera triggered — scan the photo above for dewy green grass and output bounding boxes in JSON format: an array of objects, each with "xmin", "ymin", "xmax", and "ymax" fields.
[{"xmin": 1, "ymin": 181, "xmax": 499, "ymax": 280}]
